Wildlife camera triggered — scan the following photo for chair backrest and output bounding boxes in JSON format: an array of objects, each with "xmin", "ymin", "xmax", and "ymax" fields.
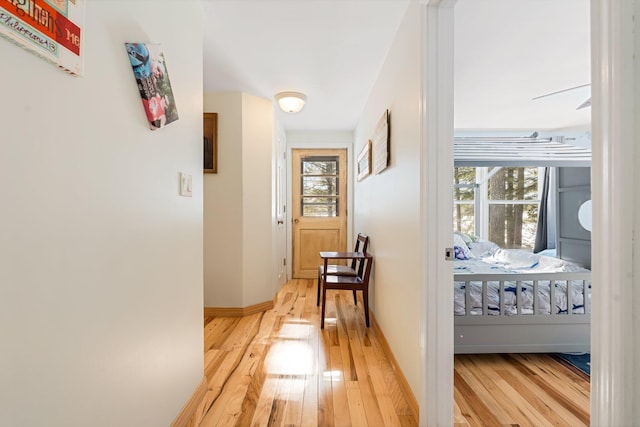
[
  {"xmin": 351, "ymin": 233, "xmax": 370, "ymax": 270},
  {"xmin": 358, "ymin": 253, "xmax": 373, "ymax": 284}
]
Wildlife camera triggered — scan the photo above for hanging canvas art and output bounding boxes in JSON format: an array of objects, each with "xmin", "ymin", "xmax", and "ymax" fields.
[
  {"xmin": 125, "ymin": 42, "xmax": 179, "ymax": 130},
  {"xmin": 357, "ymin": 140, "xmax": 371, "ymax": 181},
  {"xmin": 0, "ymin": 0, "xmax": 85, "ymax": 76},
  {"xmin": 372, "ymin": 109, "xmax": 390, "ymax": 174}
]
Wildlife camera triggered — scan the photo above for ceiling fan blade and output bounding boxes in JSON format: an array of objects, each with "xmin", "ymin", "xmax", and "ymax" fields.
[
  {"xmin": 532, "ymin": 83, "xmax": 591, "ymax": 101},
  {"xmin": 576, "ymin": 97, "xmax": 591, "ymax": 110}
]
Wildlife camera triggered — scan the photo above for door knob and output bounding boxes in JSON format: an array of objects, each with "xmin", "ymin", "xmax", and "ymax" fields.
[
  {"xmin": 294, "ymin": 219, "xmax": 299, "ymax": 223},
  {"xmin": 277, "ymin": 220, "xmax": 284, "ymax": 224}
]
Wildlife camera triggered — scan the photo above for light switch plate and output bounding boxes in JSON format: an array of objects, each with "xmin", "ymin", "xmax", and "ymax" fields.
[{"xmin": 180, "ymin": 172, "xmax": 192, "ymax": 197}]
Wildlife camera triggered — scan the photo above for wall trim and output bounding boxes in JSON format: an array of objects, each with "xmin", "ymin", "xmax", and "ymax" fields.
[
  {"xmin": 420, "ymin": 2, "xmax": 456, "ymax": 426},
  {"xmin": 590, "ymin": 0, "xmax": 636, "ymax": 424},
  {"xmin": 371, "ymin": 313, "xmax": 420, "ymax": 423},
  {"xmin": 204, "ymin": 298, "xmax": 275, "ymax": 318},
  {"xmin": 171, "ymin": 376, "xmax": 208, "ymax": 427}
]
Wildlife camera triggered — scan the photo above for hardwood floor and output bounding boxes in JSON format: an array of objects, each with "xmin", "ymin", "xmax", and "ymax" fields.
[
  {"xmin": 195, "ymin": 279, "xmax": 417, "ymax": 426},
  {"xmin": 192, "ymin": 279, "xmax": 590, "ymax": 426},
  {"xmin": 454, "ymin": 353, "xmax": 590, "ymax": 426}
]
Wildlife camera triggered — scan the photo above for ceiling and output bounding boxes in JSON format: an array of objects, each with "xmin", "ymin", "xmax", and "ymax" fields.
[
  {"xmin": 202, "ymin": 0, "xmax": 590, "ymax": 132},
  {"xmin": 454, "ymin": 0, "xmax": 590, "ymax": 131}
]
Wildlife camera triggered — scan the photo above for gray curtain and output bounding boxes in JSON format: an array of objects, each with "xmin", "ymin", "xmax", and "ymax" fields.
[{"xmin": 534, "ymin": 167, "xmax": 550, "ymax": 253}]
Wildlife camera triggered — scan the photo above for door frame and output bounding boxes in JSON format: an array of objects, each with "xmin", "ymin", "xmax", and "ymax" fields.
[
  {"xmin": 286, "ymin": 132, "xmax": 354, "ymax": 279},
  {"xmin": 274, "ymin": 123, "xmax": 288, "ymax": 289},
  {"xmin": 589, "ymin": 0, "xmax": 635, "ymax": 423},
  {"xmin": 419, "ymin": 1, "xmax": 456, "ymax": 425},
  {"xmin": 422, "ymin": 0, "xmax": 635, "ymax": 424}
]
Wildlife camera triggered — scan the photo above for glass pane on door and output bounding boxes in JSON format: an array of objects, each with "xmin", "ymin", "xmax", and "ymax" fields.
[{"xmin": 300, "ymin": 155, "xmax": 340, "ymax": 217}]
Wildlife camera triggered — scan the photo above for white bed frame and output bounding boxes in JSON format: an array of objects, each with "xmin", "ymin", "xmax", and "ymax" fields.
[{"xmin": 454, "ymin": 271, "xmax": 591, "ymax": 354}]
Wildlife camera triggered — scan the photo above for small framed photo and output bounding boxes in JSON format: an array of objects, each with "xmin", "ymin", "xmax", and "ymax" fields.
[
  {"xmin": 357, "ymin": 140, "xmax": 372, "ymax": 181},
  {"xmin": 204, "ymin": 113, "xmax": 218, "ymax": 173}
]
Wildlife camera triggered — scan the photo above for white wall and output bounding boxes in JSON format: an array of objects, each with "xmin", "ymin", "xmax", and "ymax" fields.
[
  {"xmin": 287, "ymin": 130, "xmax": 355, "ymax": 145},
  {"xmin": 203, "ymin": 92, "xmax": 275, "ymax": 308},
  {"xmin": 241, "ymin": 93, "xmax": 276, "ymax": 306},
  {"xmin": 0, "ymin": 2, "xmax": 204, "ymax": 426},
  {"xmin": 353, "ymin": 2, "xmax": 422, "ymax": 398},
  {"xmin": 203, "ymin": 93, "xmax": 244, "ymax": 307}
]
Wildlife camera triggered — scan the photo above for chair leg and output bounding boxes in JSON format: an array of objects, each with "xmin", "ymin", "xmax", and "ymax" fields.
[
  {"xmin": 363, "ymin": 289, "xmax": 370, "ymax": 327},
  {"xmin": 321, "ymin": 286, "xmax": 327, "ymax": 329},
  {"xmin": 353, "ymin": 290, "xmax": 357, "ymax": 305},
  {"xmin": 317, "ymin": 269, "xmax": 322, "ymax": 306}
]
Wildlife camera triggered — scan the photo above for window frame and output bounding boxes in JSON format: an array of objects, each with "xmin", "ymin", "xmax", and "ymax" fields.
[
  {"xmin": 454, "ymin": 166, "xmax": 544, "ymax": 249},
  {"xmin": 299, "ymin": 155, "xmax": 341, "ymax": 217}
]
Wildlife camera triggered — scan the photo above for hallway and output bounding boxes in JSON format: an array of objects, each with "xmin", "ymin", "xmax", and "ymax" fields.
[{"xmin": 196, "ymin": 279, "xmax": 418, "ymax": 426}]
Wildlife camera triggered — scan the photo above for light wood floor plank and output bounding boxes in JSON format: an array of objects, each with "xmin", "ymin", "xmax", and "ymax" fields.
[
  {"xmin": 362, "ymin": 345, "xmax": 402, "ymax": 427},
  {"xmin": 345, "ymin": 381, "xmax": 369, "ymax": 427},
  {"xmin": 250, "ymin": 376, "xmax": 278, "ymax": 427},
  {"xmin": 347, "ymin": 330, "xmax": 386, "ymax": 426},
  {"xmin": 330, "ymin": 345, "xmax": 351, "ymax": 427},
  {"xmin": 301, "ymin": 313, "xmax": 320, "ymax": 427},
  {"xmin": 455, "ymin": 355, "xmax": 520, "ymax": 425}
]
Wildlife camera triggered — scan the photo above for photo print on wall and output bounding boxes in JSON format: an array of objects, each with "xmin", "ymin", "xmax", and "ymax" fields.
[{"xmin": 125, "ymin": 42, "xmax": 179, "ymax": 130}]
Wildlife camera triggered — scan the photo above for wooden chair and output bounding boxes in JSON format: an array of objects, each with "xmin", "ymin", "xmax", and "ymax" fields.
[
  {"xmin": 316, "ymin": 233, "xmax": 370, "ymax": 306},
  {"xmin": 320, "ymin": 253, "xmax": 373, "ymax": 328}
]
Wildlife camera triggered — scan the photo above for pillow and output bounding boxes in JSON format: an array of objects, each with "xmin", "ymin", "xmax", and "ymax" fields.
[
  {"xmin": 453, "ymin": 233, "xmax": 473, "ymax": 260},
  {"xmin": 454, "ymin": 246, "xmax": 470, "ymax": 260},
  {"xmin": 467, "ymin": 240, "xmax": 499, "ymax": 258},
  {"xmin": 454, "ymin": 231, "xmax": 474, "ymax": 244}
]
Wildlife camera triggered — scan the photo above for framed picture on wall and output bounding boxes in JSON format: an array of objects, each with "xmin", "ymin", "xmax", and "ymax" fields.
[
  {"xmin": 357, "ymin": 140, "xmax": 372, "ymax": 181},
  {"xmin": 204, "ymin": 113, "xmax": 218, "ymax": 173},
  {"xmin": 372, "ymin": 109, "xmax": 390, "ymax": 174}
]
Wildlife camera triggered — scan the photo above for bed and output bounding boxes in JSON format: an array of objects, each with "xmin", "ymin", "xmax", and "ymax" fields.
[
  {"xmin": 453, "ymin": 233, "xmax": 591, "ymax": 354},
  {"xmin": 452, "ymin": 135, "xmax": 592, "ymax": 354}
]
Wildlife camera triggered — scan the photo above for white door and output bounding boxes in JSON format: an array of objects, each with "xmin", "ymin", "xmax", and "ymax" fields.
[{"xmin": 275, "ymin": 128, "xmax": 287, "ymax": 287}]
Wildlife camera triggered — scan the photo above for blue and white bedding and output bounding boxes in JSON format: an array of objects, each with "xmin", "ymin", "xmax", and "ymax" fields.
[{"xmin": 453, "ymin": 233, "xmax": 591, "ymax": 316}]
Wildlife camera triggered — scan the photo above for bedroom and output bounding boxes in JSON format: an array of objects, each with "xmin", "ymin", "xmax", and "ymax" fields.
[
  {"xmin": 452, "ymin": 0, "xmax": 591, "ymax": 342},
  {"xmin": 451, "ymin": 0, "xmax": 593, "ymax": 422}
]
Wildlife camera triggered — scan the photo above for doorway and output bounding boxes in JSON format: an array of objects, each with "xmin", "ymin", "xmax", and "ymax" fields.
[
  {"xmin": 451, "ymin": 0, "xmax": 592, "ymax": 422},
  {"xmin": 422, "ymin": 0, "xmax": 631, "ymax": 424},
  {"xmin": 291, "ymin": 149, "xmax": 348, "ymax": 279}
]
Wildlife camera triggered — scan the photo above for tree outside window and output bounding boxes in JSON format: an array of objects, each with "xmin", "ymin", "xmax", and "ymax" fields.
[
  {"xmin": 454, "ymin": 167, "xmax": 540, "ymax": 250},
  {"xmin": 301, "ymin": 157, "xmax": 340, "ymax": 217}
]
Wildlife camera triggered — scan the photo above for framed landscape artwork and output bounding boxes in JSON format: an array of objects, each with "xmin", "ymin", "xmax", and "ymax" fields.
[{"xmin": 204, "ymin": 113, "xmax": 218, "ymax": 173}]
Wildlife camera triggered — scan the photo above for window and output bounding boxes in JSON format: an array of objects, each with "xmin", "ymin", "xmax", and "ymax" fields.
[
  {"xmin": 300, "ymin": 156, "xmax": 340, "ymax": 217},
  {"xmin": 487, "ymin": 167, "xmax": 539, "ymax": 249},
  {"xmin": 454, "ymin": 167, "xmax": 476, "ymax": 236},
  {"xmin": 454, "ymin": 166, "xmax": 541, "ymax": 250}
]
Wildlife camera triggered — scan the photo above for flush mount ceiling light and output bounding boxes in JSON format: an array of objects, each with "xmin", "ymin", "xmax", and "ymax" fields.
[{"xmin": 275, "ymin": 91, "xmax": 307, "ymax": 113}]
